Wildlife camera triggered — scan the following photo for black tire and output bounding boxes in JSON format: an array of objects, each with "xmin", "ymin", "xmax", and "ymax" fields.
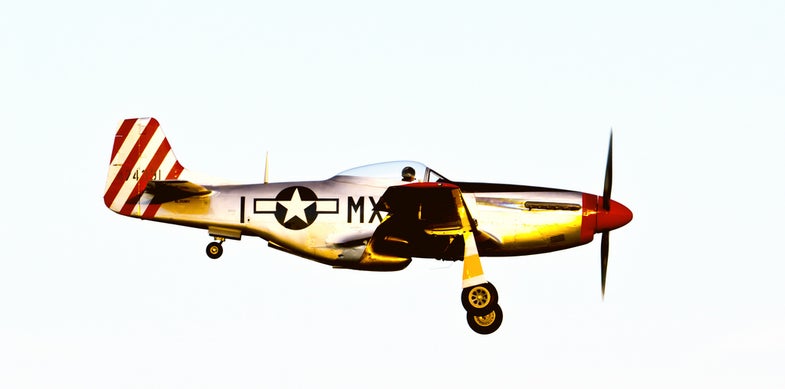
[
  {"xmin": 206, "ymin": 242, "xmax": 223, "ymax": 259},
  {"xmin": 461, "ymin": 282, "xmax": 498, "ymax": 315},
  {"xmin": 466, "ymin": 304, "xmax": 503, "ymax": 335}
]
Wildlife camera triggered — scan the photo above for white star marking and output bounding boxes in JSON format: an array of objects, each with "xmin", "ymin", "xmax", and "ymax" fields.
[{"xmin": 279, "ymin": 188, "xmax": 314, "ymax": 224}]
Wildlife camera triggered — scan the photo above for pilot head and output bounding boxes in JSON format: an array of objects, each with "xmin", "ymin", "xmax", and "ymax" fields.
[{"xmin": 402, "ymin": 166, "xmax": 416, "ymax": 182}]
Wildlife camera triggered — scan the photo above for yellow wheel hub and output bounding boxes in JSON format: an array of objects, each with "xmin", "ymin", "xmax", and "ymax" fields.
[
  {"xmin": 472, "ymin": 311, "xmax": 496, "ymax": 327},
  {"xmin": 468, "ymin": 286, "xmax": 490, "ymax": 309}
]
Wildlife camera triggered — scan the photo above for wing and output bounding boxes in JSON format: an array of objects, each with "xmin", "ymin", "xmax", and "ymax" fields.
[
  {"xmin": 144, "ymin": 180, "xmax": 212, "ymax": 203},
  {"xmin": 356, "ymin": 183, "xmax": 476, "ymax": 271}
]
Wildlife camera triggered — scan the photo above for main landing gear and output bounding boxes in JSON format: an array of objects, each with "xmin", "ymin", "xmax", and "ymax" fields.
[
  {"xmin": 461, "ymin": 282, "xmax": 498, "ymax": 315},
  {"xmin": 461, "ymin": 282, "xmax": 503, "ymax": 335},
  {"xmin": 460, "ymin": 230, "xmax": 503, "ymax": 335}
]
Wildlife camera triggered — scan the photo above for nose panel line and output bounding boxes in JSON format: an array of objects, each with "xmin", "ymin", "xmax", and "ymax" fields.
[{"xmin": 580, "ymin": 193, "xmax": 598, "ymax": 244}]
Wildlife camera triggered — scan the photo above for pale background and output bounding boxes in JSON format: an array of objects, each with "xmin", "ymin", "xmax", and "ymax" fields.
[{"xmin": 2, "ymin": 1, "xmax": 784, "ymax": 388}]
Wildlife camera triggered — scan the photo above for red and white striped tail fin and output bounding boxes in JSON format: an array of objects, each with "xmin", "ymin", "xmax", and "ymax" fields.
[{"xmin": 103, "ymin": 118, "xmax": 186, "ymax": 217}]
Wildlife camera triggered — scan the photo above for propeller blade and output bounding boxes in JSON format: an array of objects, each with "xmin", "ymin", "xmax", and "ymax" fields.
[
  {"xmin": 603, "ymin": 131, "xmax": 613, "ymax": 211},
  {"xmin": 601, "ymin": 231, "xmax": 609, "ymax": 299}
]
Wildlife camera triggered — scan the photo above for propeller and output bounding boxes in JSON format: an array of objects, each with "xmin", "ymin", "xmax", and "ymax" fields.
[
  {"xmin": 603, "ymin": 132, "xmax": 613, "ymax": 211},
  {"xmin": 601, "ymin": 131, "xmax": 612, "ymax": 299},
  {"xmin": 587, "ymin": 131, "xmax": 631, "ymax": 299}
]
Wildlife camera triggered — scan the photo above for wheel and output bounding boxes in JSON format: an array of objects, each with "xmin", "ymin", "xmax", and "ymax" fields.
[
  {"xmin": 466, "ymin": 305, "xmax": 503, "ymax": 335},
  {"xmin": 461, "ymin": 282, "xmax": 498, "ymax": 315},
  {"xmin": 206, "ymin": 242, "xmax": 223, "ymax": 259}
]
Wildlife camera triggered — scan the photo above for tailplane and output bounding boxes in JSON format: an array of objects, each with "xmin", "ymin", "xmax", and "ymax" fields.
[{"xmin": 103, "ymin": 118, "xmax": 187, "ymax": 217}]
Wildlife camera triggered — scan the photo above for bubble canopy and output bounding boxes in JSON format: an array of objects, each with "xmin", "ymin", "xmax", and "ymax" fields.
[{"xmin": 333, "ymin": 160, "xmax": 449, "ymax": 183}]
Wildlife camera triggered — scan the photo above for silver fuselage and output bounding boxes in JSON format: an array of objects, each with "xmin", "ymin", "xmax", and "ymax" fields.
[{"xmin": 144, "ymin": 174, "xmax": 589, "ymax": 267}]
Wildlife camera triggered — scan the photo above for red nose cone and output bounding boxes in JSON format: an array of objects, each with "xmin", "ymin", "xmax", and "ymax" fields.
[{"xmin": 596, "ymin": 197, "xmax": 633, "ymax": 232}]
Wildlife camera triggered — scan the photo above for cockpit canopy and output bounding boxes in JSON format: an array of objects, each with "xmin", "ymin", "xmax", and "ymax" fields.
[{"xmin": 332, "ymin": 161, "xmax": 449, "ymax": 185}]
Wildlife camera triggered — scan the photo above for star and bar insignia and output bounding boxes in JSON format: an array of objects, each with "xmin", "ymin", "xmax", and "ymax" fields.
[{"xmin": 253, "ymin": 186, "xmax": 339, "ymax": 230}]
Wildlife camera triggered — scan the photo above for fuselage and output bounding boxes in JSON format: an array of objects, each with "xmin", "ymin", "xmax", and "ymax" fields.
[{"xmin": 140, "ymin": 162, "xmax": 630, "ymax": 268}]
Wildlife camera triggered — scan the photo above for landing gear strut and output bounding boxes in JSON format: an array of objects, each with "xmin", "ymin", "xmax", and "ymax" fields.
[
  {"xmin": 206, "ymin": 238, "xmax": 224, "ymax": 259},
  {"xmin": 460, "ymin": 228, "xmax": 503, "ymax": 334}
]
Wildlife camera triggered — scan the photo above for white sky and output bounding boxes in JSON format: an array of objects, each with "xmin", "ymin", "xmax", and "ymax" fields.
[{"xmin": 2, "ymin": 1, "xmax": 784, "ymax": 388}]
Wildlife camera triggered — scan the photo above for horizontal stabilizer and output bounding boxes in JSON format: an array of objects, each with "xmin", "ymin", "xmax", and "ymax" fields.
[{"xmin": 145, "ymin": 180, "xmax": 211, "ymax": 203}]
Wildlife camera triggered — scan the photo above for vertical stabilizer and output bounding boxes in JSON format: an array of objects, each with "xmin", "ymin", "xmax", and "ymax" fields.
[{"xmin": 103, "ymin": 118, "xmax": 185, "ymax": 217}]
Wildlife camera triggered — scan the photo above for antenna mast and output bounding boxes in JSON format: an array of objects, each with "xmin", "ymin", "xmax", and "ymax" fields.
[{"xmin": 264, "ymin": 152, "xmax": 269, "ymax": 184}]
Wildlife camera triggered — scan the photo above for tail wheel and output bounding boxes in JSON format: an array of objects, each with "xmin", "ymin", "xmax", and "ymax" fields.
[
  {"xmin": 467, "ymin": 305, "xmax": 503, "ymax": 335},
  {"xmin": 461, "ymin": 282, "xmax": 498, "ymax": 315},
  {"xmin": 206, "ymin": 242, "xmax": 223, "ymax": 259}
]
